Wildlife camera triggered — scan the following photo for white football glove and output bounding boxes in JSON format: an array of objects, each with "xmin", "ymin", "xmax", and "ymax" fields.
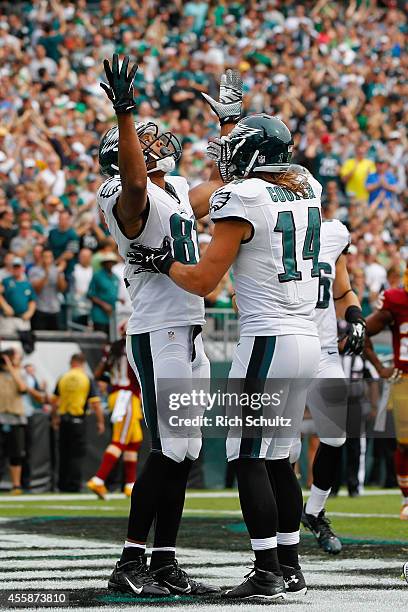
[{"xmin": 202, "ymin": 69, "xmax": 243, "ymax": 125}]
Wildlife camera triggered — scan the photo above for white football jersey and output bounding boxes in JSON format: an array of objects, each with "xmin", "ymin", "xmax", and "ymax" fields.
[
  {"xmin": 97, "ymin": 175, "xmax": 205, "ymax": 334},
  {"xmin": 315, "ymin": 219, "xmax": 350, "ymax": 350},
  {"xmin": 209, "ymin": 176, "xmax": 322, "ymax": 337}
]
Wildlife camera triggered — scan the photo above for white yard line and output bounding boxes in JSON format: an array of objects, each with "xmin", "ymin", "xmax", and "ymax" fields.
[{"xmin": 0, "ymin": 489, "xmax": 401, "ymax": 502}]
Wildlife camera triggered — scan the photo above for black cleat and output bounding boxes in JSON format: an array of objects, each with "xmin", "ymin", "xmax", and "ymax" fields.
[
  {"xmin": 222, "ymin": 566, "xmax": 286, "ymax": 601},
  {"xmin": 302, "ymin": 505, "xmax": 342, "ymax": 554},
  {"xmin": 281, "ymin": 564, "xmax": 307, "ymax": 596},
  {"xmin": 151, "ymin": 559, "xmax": 220, "ymax": 595},
  {"xmin": 108, "ymin": 557, "xmax": 170, "ymax": 597}
]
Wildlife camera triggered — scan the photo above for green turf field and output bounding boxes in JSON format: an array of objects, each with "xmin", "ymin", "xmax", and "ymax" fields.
[
  {"xmin": 1, "ymin": 489, "xmax": 407, "ymax": 543},
  {"xmin": 0, "ymin": 490, "xmax": 407, "ymax": 610}
]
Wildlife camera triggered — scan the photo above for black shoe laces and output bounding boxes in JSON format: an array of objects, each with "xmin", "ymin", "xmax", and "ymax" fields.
[
  {"xmin": 122, "ymin": 559, "xmax": 155, "ymax": 584},
  {"xmin": 316, "ymin": 511, "xmax": 336, "ymax": 539}
]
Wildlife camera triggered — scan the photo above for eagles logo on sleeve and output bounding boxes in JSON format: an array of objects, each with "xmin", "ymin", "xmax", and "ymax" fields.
[
  {"xmin": 210, "ymin": 190, "xmax": 232, "ymax": 213},
  {"xmin": 99, "ymin": 177, "xmax": 121, "ymax": 199}
]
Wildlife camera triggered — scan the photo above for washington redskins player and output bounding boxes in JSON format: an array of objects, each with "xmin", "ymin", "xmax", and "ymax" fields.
[
  {"xmin": 87, "ymin": 336, "xmax": 143, "ymax": 499},
  {"xmin": 365, "ymin": 267, "xmax": 408, "ymax": 520}
]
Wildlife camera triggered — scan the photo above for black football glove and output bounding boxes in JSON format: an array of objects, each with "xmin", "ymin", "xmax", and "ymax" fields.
[
  {"xmin": 100, "ymin": 54, "xmax": 138, "ymax": 114},
  {"xmin": 342, "ymin": 305, "xmax": 366, "ymax": 355},
  {"xmin": 202, "ymin": 69, "xmax": 243, "ymax": 125},
  {"xmin": 126, "ymin": 237, "xmax": 175, "ymax": 275}
]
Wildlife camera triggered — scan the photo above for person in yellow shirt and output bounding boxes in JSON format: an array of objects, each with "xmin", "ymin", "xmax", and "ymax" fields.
[
  {"xmin": 51, "ymin": 353, "xmax": 105, "ymax": 492},
  {"xmin": 340, "ymin": 144, "xmax": 376, "ymax": 202}
]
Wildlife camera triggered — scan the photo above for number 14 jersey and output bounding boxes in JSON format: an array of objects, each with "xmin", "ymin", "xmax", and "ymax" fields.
[
  {"xmin": 97, "ymin": 175, "xmax": 204, "ymax": 334},
  {"xmin": 209, "ymin": 176, "xmax": 322, "ymax": 337}
]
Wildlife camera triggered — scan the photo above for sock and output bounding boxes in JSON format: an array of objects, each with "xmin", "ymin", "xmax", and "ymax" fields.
[
  {"xmin": 127, "ymin": 453, "xmax": 175, "ymax": 543},
  {"xmin": 96, "ymin": 451, "xmax": 120, "ymax": 482},
  {"xmin": 251, "ymin": 537, "xmax": 279, "ymax": 572},
  {"xmin": 403, "ymin": 496, "xmax": 408, "ymax": 505},
  {"xmin": 313, "ymin": 442, "xmax": 343, "ymax": 491},
  {"xmin": 149, "ymin": 547, "xmax": 176, "ymax": 572},
  {"xmin": 119, "ymin": 541, "xmax": 146, "ymax": 565},
  {"xmin": 254, "ymin": 550, "xmax": 279, "ymax": 573},
  {"xmin": 305, "ymin": 484, "xmax": 331, "ymax": 517},
  {"xmin": 395, "ymin": 447, "xmax": 408, "ymax": 498},
  {"xmin": 277, "ymin": 531, "xmax": 300, "ymax": 569},
  {"xmin": 124, "ymin": 446, "xmax": 138, "ymax": 486},
  {"xmin": 124, "ymin": 460, "xmax": 137, "ymax": 486},
  {"xmin": 266, "ymin": 458, "xmax": 302, "ymax": 570},
  {"xmin": 234, "ymin": 458, "xmax": 280, "ymax": 573},
  {"xmin": 151, "ymin": 457, "xmax": 192, "ymax": 570}
]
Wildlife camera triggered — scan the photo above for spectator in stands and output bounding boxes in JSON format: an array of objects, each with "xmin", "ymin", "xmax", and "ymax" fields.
[
  {"xmin": 0, "ymin": 252, "xmax": 15, "ymax": 282},
  {"xmin": 9, "ymin": 219, "xmax": 39, "ymax": 264},
  {"xmin": 38, "ymin": 157, "xmax": 66, "ymax": 197},
  {"xmin": 0, "ymin": 209, "xmax": 17, "ymax": 251},
  {"xmin": 91, "ymin": 237, "xmax": 117, "ymax": 272},
  {"xmin": 28, "ymin": 249, "xmax": 67, "ymax": 331},
  {"xmin": 0, "ymin": 348, "xmax": 28, "ymax": 495},
  {"xmin": 47, "ymin": 210, "xmax": 80, "ymax": 280},
  {"xmin": 366, "ymin": 157, "xmax": 400, "ymax": 210},
  {"xmin": 0, "ymin": 257, "xmax": 36, "ymax": 334},
  {"xmin": 51, "ymin": 352, "xmax": 104, "ymax": 493},
  {"xmin": 72, "ymin": 248, "xmax": 94, "ymax": 320},
  {"xmin": 87, "ymin": 253, "xmax": 119, "ymax": 336},
  {"xmin": 76, "ymin": 212, "xmax": 105, "ymax": 253},
  {"xmin": 340, "ymin": 144, "xmax": 376, "ymax": 202},
  {"xmin": 306, "ymin": 134, "xmax": 342, "ymax": 191}
]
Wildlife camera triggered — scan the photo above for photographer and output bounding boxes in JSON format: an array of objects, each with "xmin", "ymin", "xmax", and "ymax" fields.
[{"xmin": 0, "ymin": 348, "xmax": 28, "ymax": 494}]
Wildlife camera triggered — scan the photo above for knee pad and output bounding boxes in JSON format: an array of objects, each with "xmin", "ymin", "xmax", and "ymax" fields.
[
  {"xmin": 289, "ymin": 438, "xmax": 302, "ymax": 464},
  {"xmin": 161, "ymin": 438, "xmax": 189, "ymax": 463},
  {"xmin": 107, "ymin": 443, "xmax": 124, "ymax": 457},
  {"xmin": 186, "ymin": 437, "xmax": 202, "ymax": 461},
  {"xmin": 267, "ymin": 439, "xmax": 292, "ymax": 461},
  {"xmin": 123, "ymin": 450, "xmax": 138, "ymax": 462},
  {"xmin": 320, "ymin": 436, "xmax": 346, "ymax": 448}
]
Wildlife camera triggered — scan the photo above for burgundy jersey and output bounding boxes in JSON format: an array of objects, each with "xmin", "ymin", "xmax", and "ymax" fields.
[{"xmin": 382, "ymin": 288, "xmax": 408, "ymax": 373}]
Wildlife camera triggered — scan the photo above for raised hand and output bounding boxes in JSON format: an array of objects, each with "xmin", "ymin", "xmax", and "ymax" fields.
[
  {"xmin": 100, "ymin": 54, "xmax": 138, "ymax": 114},
  {"xmin": 202, "ymin": 69, "xmax": 243, "ymax": 125}
]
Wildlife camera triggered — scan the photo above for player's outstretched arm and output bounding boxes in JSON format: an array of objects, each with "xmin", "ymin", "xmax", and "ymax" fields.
[
  {"xmin": 127, "ymin": 220, "xmax": 250, "ymax": 295},
  {"xmin": 189, "ymin": 70, "xmax": 243, "ymax": 219},
  {"xmin": 333, "ymin": 254, "xmax": 366, "ymax": 354},
  {"xmin": 101, "ymin": 54, "xmax": 147, "ymax": 236}
]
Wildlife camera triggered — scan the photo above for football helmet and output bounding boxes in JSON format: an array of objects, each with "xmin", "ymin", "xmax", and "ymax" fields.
[
  {"xmin": 99, "ymin": 122, "xmax": 182, "ymax": 177},
  {"xmin": 215, "ymin": 114, "xmax": 294, "ymax": 181}
]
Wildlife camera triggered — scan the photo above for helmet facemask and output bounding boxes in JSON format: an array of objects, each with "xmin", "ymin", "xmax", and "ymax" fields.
[
  {"xmin": 98, "ymin": 122, "xmax": 182, "ymax": 177},
  {"xmin": 137, "ymin": 122, "xmax": 182, "ymax": 174}
]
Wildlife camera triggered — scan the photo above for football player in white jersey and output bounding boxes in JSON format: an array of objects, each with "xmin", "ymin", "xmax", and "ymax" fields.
[
  {"xmin": 130, "ymin": 114, "xmax": 324, "ymax": 600},
  {"xmin": 98, "ymin": 55, "xmax": 242, "ymax": 597},
  {"xmin": 289, "ymin": 212, "xmax": 366, "ymax": 554}
]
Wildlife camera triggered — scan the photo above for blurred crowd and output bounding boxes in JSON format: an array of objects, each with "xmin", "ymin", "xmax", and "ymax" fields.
[{"xmin": 0, "ymin": 0, "xmax": 407, "ymax": 335}]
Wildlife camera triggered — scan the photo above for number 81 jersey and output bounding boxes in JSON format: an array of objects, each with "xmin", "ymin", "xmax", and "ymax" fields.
[
  {"xmin": 97, "ymin": 175, "xmax": 205, "ymax": 334},
  {"xmin": 209, "ymin": 176, "xmax": 322, "ymax": 337}
]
